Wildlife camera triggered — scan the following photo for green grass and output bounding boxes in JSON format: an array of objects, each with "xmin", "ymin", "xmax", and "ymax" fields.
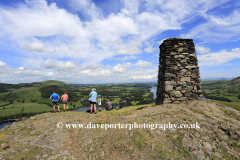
[
  {"xmin": 0, "ymin": 107, "xmax": 22, "ymax": 117},
  {"xmin": 205, "ymin": 92, "xmax": 239, "ymax": 102},
  {"xmin": 0, "ymin": 88, "xmax": 43, "ymax": 103},
  {"xmin": 110, "ymin": 97, "xmax": 120, "ymax": 104},
  {"xmin": 69, "ymin": 101, "xmax": 83, "ymax": 108},
  {"xmin": 221, "ymin": 95, "xmax": 240, "ymax": 102},
  {"xmin": 210, "ymin": 100, "xmax": 240, "ymax": 111},
  {"xmin": 22, "ymin": 104, "xmax": 52, "ymax": 113},
  {"xmin": 0, "ymin": 101, "xmax": 84, "ymax": 118},
  {"xmin": 201, "ymin": 80, "xmax": 230, "ymax": 89},
  {"xmin": 202, "ymin": 80, "xmax": 240, "ymax": 102},
  {"xmin": 131, "ymin": 101, "xmax": 139, "ymax": 106},
  {"xmin": 0, "ymin": 103, "xmax": 52, "ymax": 117},
  {"xmin": 0, "ymin": 101, "xmax": 10, "ymax": 106},
  {"xmin": 143, "ymin": 93, "xmax": 150, "ymax": 97}
]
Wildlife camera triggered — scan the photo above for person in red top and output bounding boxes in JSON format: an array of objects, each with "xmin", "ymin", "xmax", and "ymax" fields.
[{"xmin": 61, "ymin": 92, "xmax": 68, "ymax": 111}]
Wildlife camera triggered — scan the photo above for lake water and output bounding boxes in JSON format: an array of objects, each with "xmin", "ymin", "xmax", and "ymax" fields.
[
  {"xmin": 150, "ymin": 87, "xmax": 157, "ymax": 99},
  {"xmin": 0, "ymin": 121, "xmax": 14, "ymax": 130}
]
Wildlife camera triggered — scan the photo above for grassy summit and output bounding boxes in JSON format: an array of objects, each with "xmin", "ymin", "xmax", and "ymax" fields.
[{"xmin": 0, "ymin": 100, "xmax": 239, "ymax": 159}]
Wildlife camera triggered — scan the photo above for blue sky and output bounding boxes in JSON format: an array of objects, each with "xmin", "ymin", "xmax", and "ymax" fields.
[{"xmin": 0, "ymin": 0, "xmax": 240, "ymax": 84}]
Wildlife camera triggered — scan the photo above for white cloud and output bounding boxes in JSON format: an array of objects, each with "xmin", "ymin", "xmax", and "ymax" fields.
[
  {"xmin": 0, "ymin": 59, "xmax": 157, "ymax": 83},
  {"xmin": 135, "ymin": 60, "xmax": 152, "ymax": 68},
  {"xmin": 113, "ymin": 66, "xmax": 126, "ymax": 73},
  {"xmin": 42, "ymin": 59, "xmax": 78, "ymax": 70},
  {"xmin": 45, "ymin": 72, "xmax": 54, "ymax": 77},
  {"xmin": 121, "ymin": 0, "xmax": 139, "ymax": 15},
  {"xmin": 23, "ymin": 42, "xmax": 50, "ymax": 53},
  {"xmin": 198, "ymin": 48, "xmax": 240, "ymax": 66},
  {"xmin": 115, "ymin": 42, "xmax": 142, "ymax": 55},
  {"xmin": 135, "ymin": 12, "xmax": 181, "ymax": 40},
  {"xmin": 144, "ymin": 42, "xmax": 155, "ymax": 53},
  {"xmin": 182, "ymin": 9, "xmax": 240, "ymax": 43},
  {"xmin": 105, "ymin": 65, "xmax": 111, "ymax": 69},
  {"xmin": 0, "ymin": 61, "xmax": 8, "ymax": 67},
  {"xmin": 0, "ymin": 1, "xmax": 84, "ymax": 39},
  {"xmin": 84, "ymin": 64, "xmax": 102, "ymax": 70},
  {"xmin": 196, "ymin": 46, "xmax": 211, "ymax": 54},
  {"xmin": 131, "ymin": 75, "xmax": 156, "ymax": 80},
  {"xmin": 144, "ymin": 46, "xmax": 154, "ymax": 53},
  {"xmin": 80, "ymin": 68, "xmax": 111, "ymax": 76},
  {"xmin": 0, "ymin": 0, "xmax": 231, "ymax": 65},
  {"xmin": 112, "ymin": 62, "xmax": 132, "ymax": 73},
  {"xmin": 69, "ymin": 0, "xmax": 103, "ymax": 19},
  {"xmin": 121, "ymin": 62, "xmax": 132, "ymax": 68},
  {"xmin": 22, "ymin": 57, "xmax": 44, "ymax": 69},
  {"xmin": 0, "ymin": 0, "xmax": 237, "ymax": 84},
  {"xmin": 232, "ymin": 48, "xmax": 240, "ymax": 52},
  {"xmin": 18, "ymin": 67, "xmax": 24, "ymax": 70},
  {"xmin": 114, "ymin": 55, "xmax": 136, "ymax": 61}
]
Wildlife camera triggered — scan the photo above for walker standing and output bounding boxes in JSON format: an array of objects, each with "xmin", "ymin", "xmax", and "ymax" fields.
[
  {"xmin": 61, "ymin": 92, "xmax": 68, "ymax": 111},
  {"xmin": 89, "ymin": 88, "xmax": 97, "ymax": 114}
]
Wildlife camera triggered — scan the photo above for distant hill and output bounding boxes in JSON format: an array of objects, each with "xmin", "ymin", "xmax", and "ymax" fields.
[
  {"xmin": 201, "ymin": 77, "xmax": 240, "ymax": 102},
  {"xmin": 0, "ymin": 80, "xmax": 69, "ymax": 91},
  {"xmin": 227, "ymin": 76, "xmax": 240, "ymax": 88},
  {"xmin": 201, "ymin": 80, "xmax": 230, "ymax": 89},
  {"xmin": 0, "ymin": 82, "xmax": 33, "ymax": 92},
  {"xmin": 201, "ymin": 76, "xmax": 240, "ymax": 90},
  {"xmin": 38, "ymin": 80, "xmax": 69, "ymax": 87},
  {"xmin": 201, "ymin": 77, "xmax": 234, "ymax": 81}
]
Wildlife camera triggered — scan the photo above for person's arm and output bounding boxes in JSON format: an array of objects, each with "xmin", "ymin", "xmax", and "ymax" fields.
[
  {"xmin": 61, "ymin": 95, "xmax": 63, "ymax": 101},
  {"xmin": 58, "ymin": 96, "xmax": 60, "ymax": 101},
  {"xmin": 67, "ymin": 94, "xmax": 68, "ymax": 100},
  {"xmin": 50, "ymin": 96, "xmax": 53, "ymax": 101}
]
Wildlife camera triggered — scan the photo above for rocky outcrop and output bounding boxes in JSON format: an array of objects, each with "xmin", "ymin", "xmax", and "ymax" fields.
[
  {"xmin": 0, "ymin": 100, "xmax": 239, "ymax": 159},
  {"xmin": 156, "ymin": 38, "xmax": 203, "ymax": 104}
]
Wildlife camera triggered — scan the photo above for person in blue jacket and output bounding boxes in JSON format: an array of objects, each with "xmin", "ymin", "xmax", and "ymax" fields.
[
  {"xmin": 89, "ymin": 88, "xmax": 97, "ymax": 114},
  {"xmin": 50, "ymin": 90, "xmax": 60, "ymax": 113}
]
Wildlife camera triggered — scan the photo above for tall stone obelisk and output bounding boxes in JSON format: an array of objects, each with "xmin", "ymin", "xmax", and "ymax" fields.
[{"xmin": 156, "ymin": 38, "xmax": 203, "ymax": 104}]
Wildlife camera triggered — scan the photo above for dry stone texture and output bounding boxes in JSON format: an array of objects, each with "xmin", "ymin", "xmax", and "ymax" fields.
[{"xmin": 156, "ymin": 38, "xmax": 203, "ymax": 104}]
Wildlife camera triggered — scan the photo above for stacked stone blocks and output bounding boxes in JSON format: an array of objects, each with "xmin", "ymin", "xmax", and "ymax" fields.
[{"xmin": 156, "ymin": 38, "xmax": 203, "ymax": 104}]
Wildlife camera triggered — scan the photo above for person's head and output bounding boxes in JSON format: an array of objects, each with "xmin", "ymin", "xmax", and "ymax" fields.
[
  {"xmin": 63, "ymin": 91, "xmax": 66, "ymax": 94},
  {"xmin": 92, "ymin": 88, "xmax": 96, "ymax": 91},
  {"xmin": 98, "ymin": 95, "xmax": 101, "ymax": 98},
  {"xmin": 107, "ymin": 99, "xmax": 109, "ymax": 102},
  {"xmin": 53, "ymin": 90, "xmax": 56, "ymax": 93}
]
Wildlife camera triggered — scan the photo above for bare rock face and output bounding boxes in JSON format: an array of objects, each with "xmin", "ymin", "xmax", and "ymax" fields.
[{"xmin": 156, "ymin": 38, "xmax": 203, "ymax": 104}]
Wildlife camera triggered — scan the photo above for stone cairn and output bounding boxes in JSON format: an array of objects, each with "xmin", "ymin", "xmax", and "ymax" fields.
[{"xmin": 156, "ymin": 38, "xmax": 203, "ymax": 104}]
